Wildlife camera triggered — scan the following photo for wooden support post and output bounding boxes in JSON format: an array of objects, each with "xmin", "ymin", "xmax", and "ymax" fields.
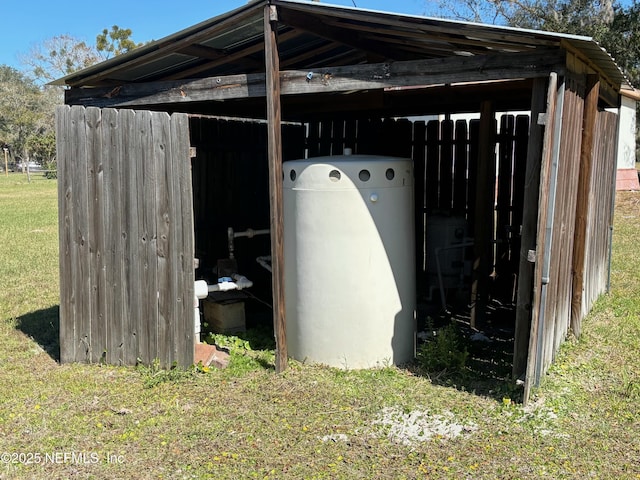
[
  {"xmin": 264, "ymin": 5, "xmax": 288, "ymax": 373},
  {"xmin": 571, "ymin": 75, "xmax": 600, "ymax": 339},
  {"xmin": 470, "ymin": 101, "xmax": 495, "ymax": 329},
  {"xmin": 512, "ymin": 78, "xmax": 547, "ymax": 378}
]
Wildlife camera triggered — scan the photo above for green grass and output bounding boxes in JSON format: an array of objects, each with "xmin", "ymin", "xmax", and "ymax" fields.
[{"xmin": 0, "ymin": 174, "xmax": 639, "ymax": 479}]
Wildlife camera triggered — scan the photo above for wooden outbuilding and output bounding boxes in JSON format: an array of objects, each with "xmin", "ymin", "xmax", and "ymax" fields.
[{"xmin": 54, "ymin": 0, "xmax": 632, "ymax": 403}]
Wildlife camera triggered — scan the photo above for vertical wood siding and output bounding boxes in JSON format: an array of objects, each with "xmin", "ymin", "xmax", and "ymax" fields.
[
  {"xmin": 581, "ymin": 110, "xmax": 618, "ymax": 315},
  {"xmin": 531, "ymin": 74, "xmax": 617, "ymax": 381},
  {"xmin": 57, "ymin": 106, "xmax": 194, "ymax": 367}
]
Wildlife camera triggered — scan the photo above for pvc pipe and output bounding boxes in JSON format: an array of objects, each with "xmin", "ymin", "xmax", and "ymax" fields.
[
  {"xmin": 208, "ymin": 281, "xmax": 239, "ymax": 292},
  {"xmin": 206, "ymin": 274, "xmax": 254, "ymax": 293},
  {"xmin": 194, "ymin": 280, "xmax": 209, "ymax": 299},
  {"xmin": 256, "ymin": 255, "xmax": 272, "ymax": 272},
  {"xmin": 232, "ymin": 273, "xmax": 253, "ymax": 290}
]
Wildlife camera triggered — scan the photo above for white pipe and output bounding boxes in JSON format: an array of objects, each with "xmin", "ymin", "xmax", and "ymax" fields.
[
  {"xmin": 232, "ymin": 273, "xmax": 253, "ymax": 290},
  {"xmin": 256, "ymin": 255, "xmax": 272, "ymax": 272},
  {"xmin": 207, "ymin": 274, "xmax": 254, "ymax": 293},
  {"xmin": 194, "ymin": 280, "xmax": 209, "ymax": 299}
]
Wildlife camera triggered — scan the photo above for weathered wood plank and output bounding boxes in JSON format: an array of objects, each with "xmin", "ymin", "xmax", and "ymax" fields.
[
  {"xmin": 64, "ymin": 50, "xmax": 566, "ymax": 108},
  {"xmin": 154, "ymin": 111, "xmax": 173, "ymax": 366},
  {"xmin": 123, "ymin": 109, "xmax": 144, "ymax": 365},
  {"xmin": 439, "ymin": 119, "xmax": 453, "ymax": 211},
  {"xmin": 582, "ymin": 110, "xmax": 616, "ymax": 318},
  {"xmin": 523, "ymin": 72, "xmax": 559, "ymax": 404},
  {"xmin": 513, "ymin": 79, "xmax": 546, "ymax": 379},
  {"xmin": 139, "ymin": 111, "xmax": 159, "ymax": 365},
  {"xmin": 470, "ymin": 101, "xmax": 496, "ymax": 328},
  {"xmin": 413, "ymin": 120, "xmax": 426, "ymax": 277},
  {"xmin": 452, "ymin": 120, "xmax": 468, "ymax": 216},
  {"xmin": 265, "ymin": 5, "xmax": 288, "ymax": 373},
  {"xmin": 56, "ymin": 105, "xmax": 75, "ymax": 364},
  {"xmin": 70, "ymin": 105, "xmax": 92, "ymax": 362},
  {"xmin": 466, "ymin": 119, "xmax": 479, "ymax": 234},
  {"xmin": 425, "ymin": 120, "xmax": 439, "ymax": 213},
  {"xmin": 549, "ymin": 74, "xmax": 584, "ymax": 359},
  {"xmin": 571, "ymin": 75, "xmax": 599, "ymax": 338},
  {"xmin": 102, "ymin": 108, "xmax": 125, "ymax": 365},
  {"xmin": 318, "ymin": 119, "xmax": 333, "ymax": 156},
  {"xmin": 172, "ymin": 112, "xmax": 195, "ymax": 368},
  {"xmin": 86, "ymin": 107, "xmax": 107, "ymax": 363}
]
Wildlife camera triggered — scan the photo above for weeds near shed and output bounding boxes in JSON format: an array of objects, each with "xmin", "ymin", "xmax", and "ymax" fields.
[{"xmin": 416, "ymin": 322, "xmax": 468, "ymax": 377}]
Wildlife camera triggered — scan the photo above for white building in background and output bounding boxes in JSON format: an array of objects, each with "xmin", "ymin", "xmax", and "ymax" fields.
[{"xmin": 615, "ymin": 89, "xmax": 639, "ymax": 190}]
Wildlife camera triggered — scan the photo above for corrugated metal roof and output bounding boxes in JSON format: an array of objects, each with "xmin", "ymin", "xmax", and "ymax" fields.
[{"xmin": 53, "ymin": 0, "xmax": 630, "ymax": 90}]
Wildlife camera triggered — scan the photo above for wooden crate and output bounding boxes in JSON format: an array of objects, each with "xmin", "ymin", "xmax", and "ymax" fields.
[{"xmin": 203, "ymin": 300, "xmax": 246, "ymax": 334}]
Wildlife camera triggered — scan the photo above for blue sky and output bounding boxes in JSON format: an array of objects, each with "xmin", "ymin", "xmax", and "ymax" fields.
[{"xmin": 0, "ymin": 0, "xmax": 427, "ymax": 70}]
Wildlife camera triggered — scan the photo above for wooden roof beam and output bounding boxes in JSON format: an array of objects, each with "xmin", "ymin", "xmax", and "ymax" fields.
[{"xmin": 65, "ymin": 49, "xmax": 566, "ymax": 108}]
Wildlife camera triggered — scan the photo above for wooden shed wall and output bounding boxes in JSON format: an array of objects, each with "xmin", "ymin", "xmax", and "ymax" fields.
[
  {"xmin": 581, "ymin": 110, "xmax": 618, "ymax": 316},
  {"xmin": 534, "ymin": 73, "xmax": 618, "ymax": 376},
  {"xmin": 56, "ymin": 105, "xmax": 195, "ymax": 367}
]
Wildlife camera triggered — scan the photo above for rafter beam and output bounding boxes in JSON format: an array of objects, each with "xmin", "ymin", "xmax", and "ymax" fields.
[{"xmin": 65, "ymin": 49, "xmax": 566, "ymax": 108}]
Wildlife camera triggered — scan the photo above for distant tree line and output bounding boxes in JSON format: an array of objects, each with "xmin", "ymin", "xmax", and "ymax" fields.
[{"xmin": 0, "ymin": 26, "xmax": 143, "ymax": 173}]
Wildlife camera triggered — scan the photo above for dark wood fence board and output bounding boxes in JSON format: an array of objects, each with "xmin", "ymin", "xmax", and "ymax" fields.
[
  {"xmin": 102, "ymin": 108, "xmax": 125, "ymax": 365},
  {"xmin": 70, "ymin": 105, "xmax": 92, "ymax": 363},
  {"xmin": 86, "ymin": 107, "xmax": 107, "ymax": 363},
  {"xmin": 57, "ymin": 106, "xmax": 194, "ymax": 368},
  {"xmin": 452, "ymin": 120, "xmax": 468, "ymax": 216},
  {"xmin": 56, "ymin": 106, "xmax": 74, "ymax": 363}
]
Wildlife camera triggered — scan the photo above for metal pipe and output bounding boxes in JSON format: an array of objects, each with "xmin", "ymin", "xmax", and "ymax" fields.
[
  {"xmin": 227, "ymin": 227, "xmax": 271, "ymax": 259},
  {"xmin": 233, "ymin": 228, "xmax": 270, "ymax": 238}
]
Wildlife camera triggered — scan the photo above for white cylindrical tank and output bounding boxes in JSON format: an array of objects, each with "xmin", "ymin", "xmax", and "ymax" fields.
[{"xmin": 283, "ymin": 154, "xmax": 416, "ymax": 368}]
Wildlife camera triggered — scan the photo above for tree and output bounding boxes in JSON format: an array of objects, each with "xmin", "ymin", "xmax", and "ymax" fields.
[
  {"xmin": 96, "ymin": 25, "xmax": 144, "ymax": 60},
  {"xmin": 0, "ymin": 66, "xmax": 58, "ymax": 171},
  {"xmin": 425, "ymin": 0, "xmax": 639, "ymax": 86},
  {"xmin": 599, "ymin": 1, "xmax": 640, "ymax": 86},
  {"xmin": 12, "ymin": 26, "xmax": 145, "ymax": 174},
  {"xmin": 20, "ymin": 34, "xmax": 100, "ymax": 84},
  {"xmin": 20, "ymin": 26, "xmax": 144, "ymax": 85}
]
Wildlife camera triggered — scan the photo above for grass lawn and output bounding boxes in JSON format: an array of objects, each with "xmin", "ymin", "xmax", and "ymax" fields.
[{"xmin": 0, "ymin": 173, "xmax": 639, "ymax": 479}]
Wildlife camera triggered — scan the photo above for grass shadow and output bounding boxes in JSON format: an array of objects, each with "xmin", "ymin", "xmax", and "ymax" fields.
[
  {"xmin": 15, "ymin": 306, "xmax": 60, "ymax": 362},
  {"xmin": 411, "ymin": 302, "xmax": 524, "ymax": 403}
]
